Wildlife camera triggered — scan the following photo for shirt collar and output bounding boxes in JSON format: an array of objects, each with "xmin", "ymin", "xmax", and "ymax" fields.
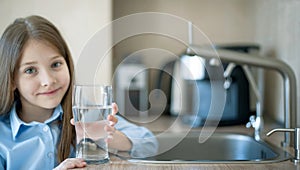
[{"xmin": 10, "ymin": 103, "xmax": 63, "ymax": 140}]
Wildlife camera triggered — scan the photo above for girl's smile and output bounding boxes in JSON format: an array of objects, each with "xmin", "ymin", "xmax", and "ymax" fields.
[{"xmin": 37, "ymin": 87, "xmax": 62, "ymax": 96}]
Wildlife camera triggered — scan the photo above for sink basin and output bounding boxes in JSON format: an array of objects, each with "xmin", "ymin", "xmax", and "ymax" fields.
[{"xmin": 129, "ymin": 132, "xmax": 291, "ymax": 163}]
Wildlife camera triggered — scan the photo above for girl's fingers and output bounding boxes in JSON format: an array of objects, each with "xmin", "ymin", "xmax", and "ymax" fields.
[
  {"xmin": 54, "ymin": 158, "xmax": 86, "ymax": 170},
  {"xmin": 70, "ymin": 118, "xmax": 75, "ymax": 125},
  {"xmin": 104, "ymin": 125, "xmax": 116, "ymax": 143},
  {"xmin": 107, "ymin": 114, "xmax": 118, "ymax": 126},
  {"xmin": 104, "ymin": 124, "xmax": 116, "ymax": 133},
  {"xmin": 112, "ymin": 103, "xmax": 118, "ymax": 115}
]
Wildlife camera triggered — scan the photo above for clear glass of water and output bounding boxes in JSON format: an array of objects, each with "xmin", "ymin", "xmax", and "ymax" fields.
[{"xmin": 72, "ymin": 85, "xmax": 112, "ymax": 164}]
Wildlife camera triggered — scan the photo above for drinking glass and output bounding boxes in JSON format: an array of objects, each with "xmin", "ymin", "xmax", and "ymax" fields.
[{"xmin": 72, "ymin": 85, "xmax": 112, "ymax": 164}]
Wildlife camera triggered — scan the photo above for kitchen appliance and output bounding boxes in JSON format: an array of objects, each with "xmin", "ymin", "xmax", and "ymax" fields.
[{"xmin": 157, "ymin": 44, "xmax": 260, "ymax": 126}]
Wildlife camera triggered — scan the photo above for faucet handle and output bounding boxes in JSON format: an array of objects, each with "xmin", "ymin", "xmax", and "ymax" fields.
[
  {"xmin": 246, "ymin": 115, "xmax": 256, "ymax": 128},
  {"xmin": 246, "ymin": 115, "xmax": 262, "ymax": 129},
  {"xmin": 266, "ymin": 128, "xmax": 300, "ymax": 164}
]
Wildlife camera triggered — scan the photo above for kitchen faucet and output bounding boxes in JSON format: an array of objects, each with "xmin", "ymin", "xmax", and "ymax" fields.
[{"xmin": 188, "ymin": 45, "xmax": 297, "ymax": 147}]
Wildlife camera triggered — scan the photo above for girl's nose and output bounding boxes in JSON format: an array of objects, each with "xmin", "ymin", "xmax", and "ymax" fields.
[{"xmin": 40, "ymin": 70, "xmax": 57, "ymax": 87}]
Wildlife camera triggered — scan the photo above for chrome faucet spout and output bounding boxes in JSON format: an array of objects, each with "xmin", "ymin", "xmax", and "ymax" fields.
[
  {"xmin": 189, "ymin": 45, "xmax": 297, "ymax": 146},
  {"xmin": 267, "ymin": 128, "xmax": 300, "ymax": 163}
]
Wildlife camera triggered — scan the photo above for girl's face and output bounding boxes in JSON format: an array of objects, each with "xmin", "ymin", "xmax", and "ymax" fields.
[{"xmin": 14, "ymin": 39, "xmax": 70, "ymax": 110}]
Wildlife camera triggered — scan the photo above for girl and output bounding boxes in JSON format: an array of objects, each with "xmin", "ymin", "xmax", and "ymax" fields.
[{"xmin": 0, "ymin": 15, "xmax": 158, "ymax": 170}]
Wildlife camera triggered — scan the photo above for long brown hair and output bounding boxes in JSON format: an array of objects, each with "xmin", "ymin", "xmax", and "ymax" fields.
[{"xmin": 0, "ymin": 15, "xmax": 75, "ymax": 163}]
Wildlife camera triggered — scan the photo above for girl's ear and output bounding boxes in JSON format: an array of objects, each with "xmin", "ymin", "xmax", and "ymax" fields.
[{"xmin": 12, "ymin": 82, "xmax": 19, "ymax": 98}]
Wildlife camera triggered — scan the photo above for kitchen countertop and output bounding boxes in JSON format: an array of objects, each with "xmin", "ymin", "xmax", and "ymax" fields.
[{"xmin": 73, "ymin": 115, "xmax": 300, "ymax": 170}]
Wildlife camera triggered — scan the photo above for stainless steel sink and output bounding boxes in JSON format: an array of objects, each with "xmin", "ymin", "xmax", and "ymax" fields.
[{"xmin": 129, "ymin": 132, "xmax": 292, "ymax": 163}]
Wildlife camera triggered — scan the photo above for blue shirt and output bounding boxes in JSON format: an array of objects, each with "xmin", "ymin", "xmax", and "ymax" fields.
[{"xmin": 0, "ymin": 103, "xmax": 158, "ymax": 170}]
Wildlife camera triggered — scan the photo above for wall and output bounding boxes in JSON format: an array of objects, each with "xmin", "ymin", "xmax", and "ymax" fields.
[
  {"xmin": 253, "ymin": 0, "xmax": 300, "ymax": 125},
  {"xmin": 0, "ymin": 0, "xmax": 112, "ymax": 84},
  {"xmin": 113, "ymin": 0, "xmax": 256, "ymax": 43}
]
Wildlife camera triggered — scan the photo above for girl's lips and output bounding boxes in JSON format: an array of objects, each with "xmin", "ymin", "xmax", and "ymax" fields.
[{"xmin": 39, "ymin": 88, "xmax": 61, "ymax": 95}]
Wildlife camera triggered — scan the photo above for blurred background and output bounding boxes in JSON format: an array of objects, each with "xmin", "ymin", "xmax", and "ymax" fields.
[{"xmin": 0, "ymin": 0, "xmax": 299, "ymax": 126}]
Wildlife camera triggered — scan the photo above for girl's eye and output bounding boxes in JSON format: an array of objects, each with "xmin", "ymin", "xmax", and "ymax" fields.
[
  {"xmin": 24, "ymin": 67, "xmax": 37, "ymax": 74},
  {"xmin": 52, "ymin": 61, "xmax": 62, "ymax": 68}
]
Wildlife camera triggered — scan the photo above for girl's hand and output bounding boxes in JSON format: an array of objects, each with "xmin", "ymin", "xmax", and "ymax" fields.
[
  {"xmin": 70, "ymin": 103, "xmax": 118, "ymax": 126},
  {"xmin": 107, "ymin": 102, "xmax": 118, "ymax": 125},
  {"xmin": 105, "ymin": 103, "xmax": 119, "ymax": 142},
  {"xmin": 53, "ymin": 158, "xmax": 86, "ymax": 170},
  {"xmin": 70, "ymin": 103, "xmax": 119, "ymax": 142},
  {"xmin": 104, "ymin": 103, "xmax": 132, "ymax": 151}
]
